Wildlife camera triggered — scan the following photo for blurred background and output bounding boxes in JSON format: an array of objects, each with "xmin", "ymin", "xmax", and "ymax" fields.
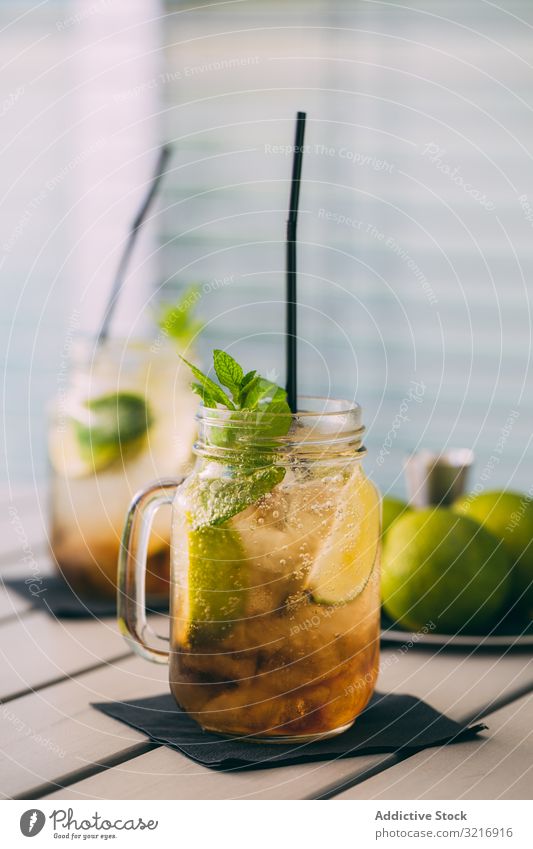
[{"xmin": 2, "ymin": 0, "xmax": 532, "ymax": 496}]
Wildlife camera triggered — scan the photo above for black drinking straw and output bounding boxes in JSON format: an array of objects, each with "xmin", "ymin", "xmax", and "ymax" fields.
[
  {"xmin": 286, "ymin": 111, "xmax": 306, "ymax": 413},
  {"xmin": 96, "ymin": 144, "xmax": 172, "ymax": 346}
]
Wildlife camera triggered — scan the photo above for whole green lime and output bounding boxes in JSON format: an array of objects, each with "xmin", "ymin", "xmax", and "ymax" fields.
[
  {"xmin": 382, "ymin": 496, "xmax": 412, "ymax": 539},
  {"xmin": 454, "ymin": 491, "xmax": 533, "ymax": 617},
  {"xmin": 382, "ymin": 508, "xmax": 511, "ymax": 633}
]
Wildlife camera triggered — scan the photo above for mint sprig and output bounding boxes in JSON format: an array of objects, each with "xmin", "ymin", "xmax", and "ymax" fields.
[
  {"xmin": 181, "ymin": 350, "xmax": 292, "ymax": 526},
  {"xmin": 188, "ymin": 466, "xmax": 286, "ymax": 530},
  {"xmin": 157, "ymin": 284, "xmax": 203, "ymax": 347},
  {"xmin": 181, "ymin": 350, "xmax": 290, "ymax": 422},
  {"xmin": 213, "ymin": 349, "xmax": 243, "ymax": 402},
  {"xmin": 181, "ymin": 355, "xmax": 235, "ymax": 409}
]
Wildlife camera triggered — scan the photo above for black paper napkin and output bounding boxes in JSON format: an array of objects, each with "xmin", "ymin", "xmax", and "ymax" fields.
[
  {"xmin": 4, "ymin": 576, "xmax": 168, "ymax": 619},
  {"xmin": 94, "ymin": 691, "xmax": 487, "ymax": 770}
]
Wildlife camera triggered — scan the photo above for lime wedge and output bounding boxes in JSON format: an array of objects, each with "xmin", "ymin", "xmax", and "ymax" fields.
[
  {"xmin": 306, "ymin": 470, "xmax": 380, "ymax": 605},
  {"xmin": 184, "ymin": 523, "xmax": 246, "ymax": 646},
  {"xmin": 71, "ymin": 391, "xmax": 152, "ymax": 472}
]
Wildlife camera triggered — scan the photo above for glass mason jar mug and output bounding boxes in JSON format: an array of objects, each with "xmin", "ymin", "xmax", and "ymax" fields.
[
  {"xmin": 49, "ymin": 337, "xmax": 197, "ymax": 600},
  {"xmin": 119, "ymin": 398, "xmax": 381, "ymax": 741}
]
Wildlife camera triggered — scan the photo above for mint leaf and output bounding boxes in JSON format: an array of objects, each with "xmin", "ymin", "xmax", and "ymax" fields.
[
  {"xmin": 242, "ymin": 377, "xmax": 281, "ymax": 409},
  {"xmin": 181, "ymin": 354, "xmax": 290, "ymax": 424},
  {"xmin": 181, "ymin": 352, "xmax": 292, "ymax": 526},
  {"xmin": 191, "ymin": 382, "xmax": 217, "ymax": 408},
  {"xmin": 241, "ymin": 370, "xmax": 257, "ymax": 389},
  {"xmin": 239, "ymin": 373, "xmax": 260, "ymax": 402},
  {"xmin": 241, "ymin": 378, "xmax": 292, "ymax": 437},
  {"xmin": 213, "ymin": 349, "xmax": 243, "ymax": 400},
  {"xmin": 158, "ymin": 284, "xmax": 203, "ymax": 346},
  {"xmin": 242, "ymin": 378, "xmax": 260, "ymax": 402},
  {"xmin": 180, "ymin": 356, "xmax": 235, "ymax": 409},
  {"xmin": 188, "ymin": 465, "xmax": 286, "ymax": 529}
]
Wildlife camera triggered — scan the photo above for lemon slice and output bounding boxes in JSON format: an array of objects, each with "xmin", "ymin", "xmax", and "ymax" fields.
[
  {"xmin": 184, "ymin": 523, "xmax": 246, "ymax": 646},
  {"xmin": 306, "ymin": 470, "xmax": 381, "ymax": 605}
]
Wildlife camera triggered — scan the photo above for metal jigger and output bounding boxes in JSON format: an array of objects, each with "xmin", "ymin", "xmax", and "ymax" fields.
[{"xmin": 404, "ymin": 449, "xmax": 474, "ymax": 508}]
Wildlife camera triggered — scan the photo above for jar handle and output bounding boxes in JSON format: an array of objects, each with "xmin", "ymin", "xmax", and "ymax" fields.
[{"xmin": 118, "ymin": 478, "xmax": 182, "ymax": 664}]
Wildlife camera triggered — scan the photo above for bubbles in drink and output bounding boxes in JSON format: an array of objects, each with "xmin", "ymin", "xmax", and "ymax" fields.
[{"xmin": 169, "ymin": 452, "xmax": 381, "ymax": 739}]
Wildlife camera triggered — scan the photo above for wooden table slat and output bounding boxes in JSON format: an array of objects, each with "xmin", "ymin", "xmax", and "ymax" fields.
[
  {"xmin": 35, "ymin": 649, "xmax": 533, "ymax": 801},
  {"xmin": 1, "ymin": 486, "xmax": 532, "ymax": 801},
  {"xmin": 0, "ymin": 582, "xmax": 34, "ymax": 621},
  {"xmin": 0, "ymin": 610, "xmax": 130, "ymax": 702},
  {"xmin": 335, "ymin": 691, "xmax": 533, "ymax": 800},
  {"xmin": 0, "ymin": 491, "xmax": 48, "ymax": 564},
  {"xmin": 0, "ymin": 656, "xmax": 168, "ymax": 799}
]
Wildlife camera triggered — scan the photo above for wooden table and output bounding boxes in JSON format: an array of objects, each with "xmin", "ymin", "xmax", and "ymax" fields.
[{"xmin": 1, "ymin": 487, "xmax": 532, "ymax": 801}]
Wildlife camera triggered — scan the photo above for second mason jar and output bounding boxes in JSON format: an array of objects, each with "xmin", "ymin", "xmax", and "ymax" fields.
[
  {"xmin": 119, "ymin": 398, "xmax": 381, "ymax": 741},
  {"xmin": 49, "ymin": 337, "xmax": 198, "ymax": 600}
]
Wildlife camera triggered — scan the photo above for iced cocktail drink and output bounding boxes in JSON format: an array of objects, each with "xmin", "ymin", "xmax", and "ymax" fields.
[
  {"xmin": 119, "ymin": 355, "xmax": 381, "ymax": 741},
  {"xmin": 169, "ymin": 401, "xmax": 380, "ymax": 739},
  {"xmin": 49, "ymin": 339, "xmax": 197, "ymax": 600}
]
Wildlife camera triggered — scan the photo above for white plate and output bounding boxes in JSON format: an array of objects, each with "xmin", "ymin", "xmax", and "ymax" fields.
[{"xmin": 381, "ymin": 615, "xmax": 533, "ymax": 650}]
